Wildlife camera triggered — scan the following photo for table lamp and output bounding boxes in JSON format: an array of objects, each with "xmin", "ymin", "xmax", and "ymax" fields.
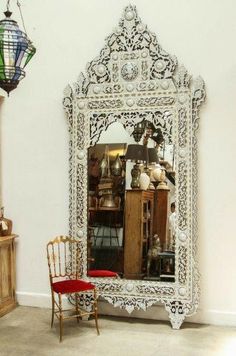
[{"xmin": 125, "ymin": 144, "xmax": 148, "ymax": 189}]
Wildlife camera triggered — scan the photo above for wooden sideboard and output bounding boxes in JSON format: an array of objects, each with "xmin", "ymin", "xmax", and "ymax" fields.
[
  {"xmin": 152, "ymin": 187, "xmax": 170, "ymax": 249},
  {"xmin": 124, "ymin": 190, "xmax": 154, "ymax": 279},
  {"xmin": 0, "ymin": 234, "xmax": 17, "ymax": 317}
]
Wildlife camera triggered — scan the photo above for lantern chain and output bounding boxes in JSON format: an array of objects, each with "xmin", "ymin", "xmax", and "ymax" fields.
[
  {"xmin": 6, "ymin": 0, "xmax": 28, "ymax": 36},
  {"xmin": 16, "ymin": 0, "xmax": 28, "ymax": 36}
]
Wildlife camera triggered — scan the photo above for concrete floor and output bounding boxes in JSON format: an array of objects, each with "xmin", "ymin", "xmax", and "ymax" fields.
[{"xmin": 0, "ymin": 306, "xmax": 236, "ymax": 356}]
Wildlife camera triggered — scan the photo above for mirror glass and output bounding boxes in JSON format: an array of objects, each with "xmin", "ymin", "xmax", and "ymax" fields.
[{"xmin": 87, "ymin": 120, "xmax": 176, "ymax": 282}]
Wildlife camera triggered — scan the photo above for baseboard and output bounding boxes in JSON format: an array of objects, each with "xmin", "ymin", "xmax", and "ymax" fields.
[
  {"xmin": 16, "ymin": 291, "xmax": 52, "ymax": 309},
  {"xmin": 16, "ymin": 291, "xmax": 236, "ymax": 327}
]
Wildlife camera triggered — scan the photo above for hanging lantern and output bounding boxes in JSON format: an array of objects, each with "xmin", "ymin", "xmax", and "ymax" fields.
[{"xmin": 0, "ymin": 1, "xmax": 36, "ymax": 95}]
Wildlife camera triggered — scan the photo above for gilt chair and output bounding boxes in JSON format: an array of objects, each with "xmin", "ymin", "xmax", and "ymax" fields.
[{"xmin": 46, "ymin": 235, "xmax": 99, "ymax": 341}]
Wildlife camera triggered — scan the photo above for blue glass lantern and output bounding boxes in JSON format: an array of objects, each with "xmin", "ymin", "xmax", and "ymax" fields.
[{"xmin": 0, "ymin": 9, "xmax": 36, "ymax": 95}]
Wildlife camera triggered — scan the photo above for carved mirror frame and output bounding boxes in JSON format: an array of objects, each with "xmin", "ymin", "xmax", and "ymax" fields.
[{"xmin": 63, "ymin": 5, "xmax": 205, "ymax": 329}]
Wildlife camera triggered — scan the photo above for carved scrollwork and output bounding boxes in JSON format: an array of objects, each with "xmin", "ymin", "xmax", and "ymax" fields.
[
  {"xmin": 90, "ymin": 113, "xmax": 117, "ymax": 146},
  {"xmin": 76, "ymin": 164, "xmax": 86, "ymax": 229},
  {"xmin": 90, "ymin": 282, "xmax": 123, "ymax": 293},
  {"xmin": 190, "ymin": 76, "xmax": 206, "ymax": 314},
  {"xmin": 178, "ymin": 108, "xmax": 188, "ymax": 148},
  {"xmin": 192, "ymin": 76, "xmax": 206, "ymax": 134},
  {"xmin": 137, "ymin": 81, "xmax": 157, "ymax": 91},
  {"xmin": 150, "ymin": 55, "xmax": 177, "ymax": 80},
  {"xmin": 88, "ymin": 99, "xmax": 123, "ymax": 110},
  {"xmin": 77, "ymin": 113, "xmax": 86, "ymax": 150},
  {"xmin": 178, "ymin": 161, "xmax": 188, "ymax": 230},
  {"xmin": 89, "ymin": 110, "xmax": 173, "ymax": 147},
  {"xmin": 136, "ymin": 285, "xmax": 174, "ymax": 296},
  {"xmin": 137, "ymin": 96, "xmax": 175, "ymax": 107},
  {"xmin": 63, "ymin": 85, "xmax": 74, "ymax": 130},
  {"xmin": 178, "ymin": 246, "xmax": 188, "ymax": 284},
  {"xmin": 174, "ymin": 65, "xmax": 191, "ymax": 89},
  {"xmin": 104, "ymin": 84, "xmax": 122, "ymax": 94},
  {"xmin": 74, "ymin": 72, "xmax": 89, "ymax": 97},
  {"xmin": 103, "ymin": 295, "xmax": 159, "ymax": 314}
]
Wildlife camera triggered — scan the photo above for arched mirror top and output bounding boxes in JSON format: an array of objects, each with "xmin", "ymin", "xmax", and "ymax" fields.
[
  {"xmin": 63, "ymin": 5, "xmax": 205, "ymax": 142},
  {"xmin": 63, "ymin": 5, "xmax": 206, "ymax": 329}
]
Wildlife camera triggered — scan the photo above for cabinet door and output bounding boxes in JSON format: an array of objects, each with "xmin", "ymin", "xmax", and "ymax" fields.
[
  {"xmin": 124, "ymin": 191, "xmax": 154, "ymax": 279},
  {"xmin": 0, "ymin": 239, "xmax": 16, "ymax": 316},
  {"xmin": 124, "ymin": 192, "xmax": 143, "ymax": 279}
]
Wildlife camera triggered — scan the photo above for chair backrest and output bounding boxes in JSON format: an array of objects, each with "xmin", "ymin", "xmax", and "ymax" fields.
[{"xmin": 46, "ymin": 236, "xmax": 82, "ymax": 282}]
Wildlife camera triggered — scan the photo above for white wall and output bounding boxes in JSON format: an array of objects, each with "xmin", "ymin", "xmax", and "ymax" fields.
[{"xmin": 1, "ymin": 0, "xmax": 236, "ymax": 326}]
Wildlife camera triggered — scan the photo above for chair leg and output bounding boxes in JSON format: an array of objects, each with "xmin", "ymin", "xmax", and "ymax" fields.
[
  {"xmin": 58, "ymin": 293, "xmax": 63, "ymax": 342},
  {"xmin": 93, "ymin": 289, "xmax": 100, "ymax": 335},
  {"xmin": 51, "ymin": 291, "xmax": 55, "ymax": 328},
  {"xmin": 75, "ymin": 293, "xmax": 80, "ymax": 323}
]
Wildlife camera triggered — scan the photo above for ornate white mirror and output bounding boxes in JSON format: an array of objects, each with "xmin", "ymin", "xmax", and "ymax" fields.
[{"xmin": 63, "ymin": 5, "xmax": 205, "ymax": 329}]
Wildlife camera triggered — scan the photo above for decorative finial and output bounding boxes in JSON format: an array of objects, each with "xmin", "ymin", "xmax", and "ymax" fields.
[{"xmin": 4, "ymin": 10, "xmax": 12, "ymax": 18}]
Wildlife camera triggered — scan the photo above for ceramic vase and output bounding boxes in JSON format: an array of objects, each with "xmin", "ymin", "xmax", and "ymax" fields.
[
  {"xmin": 139, "ymin": 172, "xmax": 150, "ymax": 190},
  {"xmin": 111, "ymin": 154, "xmax": 122, "ymax": 176},
  {"xmin": 0, "ymin": 207, "xmax": 12, "ymax": 237}
]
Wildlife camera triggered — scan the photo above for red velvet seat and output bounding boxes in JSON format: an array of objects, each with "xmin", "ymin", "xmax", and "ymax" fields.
[
  {"xmin": 52, "ymin": 279, "xmax": 95, "ymax": 294},
  {"xmin": 88, "ymin": 269, "xmax": 119, "ymax": 278}
]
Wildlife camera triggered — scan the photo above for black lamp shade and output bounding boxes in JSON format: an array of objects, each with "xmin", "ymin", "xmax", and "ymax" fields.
[
  {"xmin": 125, "ymin": 144, "xmax": 148, "ymax": 163},
  {"xmin": 148, "ymin": 148, "xmax": 159, "ymax": 164}
]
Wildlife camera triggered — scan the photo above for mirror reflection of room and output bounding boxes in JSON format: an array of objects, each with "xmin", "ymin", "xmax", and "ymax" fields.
[{"xmin": 87, "ymin": 120, "xmax": 176, "ymax": 282}]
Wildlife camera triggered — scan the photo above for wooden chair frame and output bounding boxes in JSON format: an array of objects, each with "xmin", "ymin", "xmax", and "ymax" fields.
[{"xmin": 46, "ymin": 235, "xmax": 99, "ymax": 341}]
